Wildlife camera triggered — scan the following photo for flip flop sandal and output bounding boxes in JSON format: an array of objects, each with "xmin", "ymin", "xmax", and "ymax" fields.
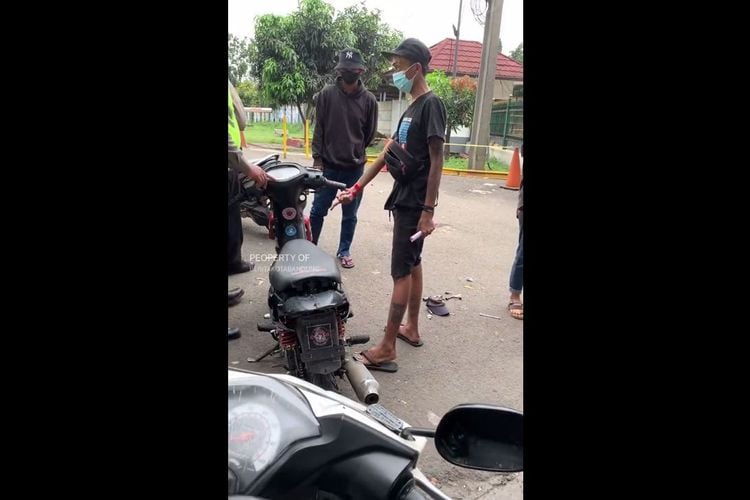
[
  {"xmin": 338, "ymin": 255, "xmax": 355, "ymax": 268},
  {"xmin": 388, "ymin": 324, "xmax": 424, "ymax": 347},
  {"xmin": 397, "ymin": 333, "xmax": 424, "ymax": 347},
  {"xmin": 355, "ymin": 350, "xmax": 398, "ymax": 372},
  {"xmin": 508, "ymin": 301, "xmax": 524, "ymax": 320}
]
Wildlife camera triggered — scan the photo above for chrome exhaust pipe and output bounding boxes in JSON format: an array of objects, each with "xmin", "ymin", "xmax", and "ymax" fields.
[{"xmin": 343, "ymin": 357, "xmax": 380, "ymax": 405}]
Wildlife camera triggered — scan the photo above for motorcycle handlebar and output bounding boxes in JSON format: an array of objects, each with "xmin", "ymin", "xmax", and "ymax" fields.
[{"xmin": 261, "ymin": 164, "xmax": 345, "ymax": 191}]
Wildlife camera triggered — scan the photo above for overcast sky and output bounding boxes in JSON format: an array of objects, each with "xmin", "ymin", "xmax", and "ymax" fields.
[{"xmin": 228, "ymin": 0, "xmax": 523, "ymax": 55}]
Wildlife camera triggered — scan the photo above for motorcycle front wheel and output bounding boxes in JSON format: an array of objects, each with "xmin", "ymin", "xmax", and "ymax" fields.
[{"xmin": 239, "ymin": 200, "xmax": 269, "ymax": 228}]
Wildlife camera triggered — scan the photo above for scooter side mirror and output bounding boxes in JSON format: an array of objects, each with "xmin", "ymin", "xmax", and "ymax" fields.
[{"xmin": 434, "ymin": 404, "xmax": 523, "ymax": 472}]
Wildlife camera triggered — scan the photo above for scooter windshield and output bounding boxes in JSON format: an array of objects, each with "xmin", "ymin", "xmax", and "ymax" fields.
[
  {"xmin": 228, "ymin": 373, "xmax": 320, "ymax": 490},
  {"xmin": 266, "ymin": 164, "xmax": 302, "ymax": 182}
]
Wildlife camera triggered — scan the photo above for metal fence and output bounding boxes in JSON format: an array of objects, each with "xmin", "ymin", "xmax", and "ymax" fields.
[{"xmin": 490, "ymin": 98, "xmax": 523, "ymax": 146}]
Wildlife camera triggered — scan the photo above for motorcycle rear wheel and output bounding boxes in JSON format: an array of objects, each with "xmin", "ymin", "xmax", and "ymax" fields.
[{"xmin": 310, "ymin": 373, "xmax": 339, "ymax": 392}]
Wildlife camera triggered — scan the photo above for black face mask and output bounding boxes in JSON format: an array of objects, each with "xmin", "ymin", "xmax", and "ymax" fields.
[{"xmin": 340, "ymin": 71, "xmax": 359, "ymax": 84}]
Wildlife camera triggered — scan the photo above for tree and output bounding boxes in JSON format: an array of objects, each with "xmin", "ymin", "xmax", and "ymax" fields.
[
  {"xmin": 249, "ymin": 0, "xmax": 401, "ymax": 123},
  {"xmin": 236, "ymin": 81, "xmax": 262, "ymax": 107},
  {"xmin": 510, "ymin": 43, "xmax": 523, "ymax": 63},
  {"xmin": 249, "ymin": 0, "xmax": 354, "ymax": 123},
  {"xmin": 228, "ymin": 34, "xmax": 251, "ymax": 85},
  {"xmin": 336, "ymin": 4, "xmax": 402, "ymax": 92},
  {"xmin": 426, "ymin": 70, "xmax": 477, "ymax": 157}
]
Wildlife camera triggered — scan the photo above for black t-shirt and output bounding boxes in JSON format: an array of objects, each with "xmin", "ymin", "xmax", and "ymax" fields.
[{"xmin": 384, "ymin": 91, "xmax": 447, "ymax": 211}]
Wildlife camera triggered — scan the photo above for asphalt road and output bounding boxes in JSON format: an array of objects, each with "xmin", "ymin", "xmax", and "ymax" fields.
[{"xmin": 229, "ymin": 146, "xmax": 523, "ymax": 499}]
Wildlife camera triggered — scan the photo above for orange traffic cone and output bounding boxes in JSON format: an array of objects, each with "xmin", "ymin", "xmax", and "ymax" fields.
[{"xmin": 503, "ymin": 147, "xmax": 521, "ymax": 190}]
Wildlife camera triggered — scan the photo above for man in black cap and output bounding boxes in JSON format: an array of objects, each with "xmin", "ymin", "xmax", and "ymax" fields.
[
  {"xmin": 336, "ymin": 38, "xmax": 446, "ymax": 372},
  {"xmin": 310, "ymin": 48, "xmax": 378, "ymax": 269}
]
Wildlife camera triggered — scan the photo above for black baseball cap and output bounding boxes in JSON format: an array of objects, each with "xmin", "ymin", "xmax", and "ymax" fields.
[
  {"xmin": 334, "ymin": 48, "xmax": 366, "ymax": 71},
  {"xmin": 382, "ymin": 38, "xmax": 431, "ymax": 72}
]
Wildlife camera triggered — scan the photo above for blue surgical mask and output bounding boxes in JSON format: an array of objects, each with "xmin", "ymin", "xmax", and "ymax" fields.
[{"xmin": 392, "ymin": 64, "xmax": 416, "ymax": 93}]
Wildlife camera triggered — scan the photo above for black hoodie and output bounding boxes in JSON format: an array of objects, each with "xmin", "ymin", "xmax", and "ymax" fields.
[{"xmin": 312, "ymin": 78, "xmax": 378, "ymax": 169}]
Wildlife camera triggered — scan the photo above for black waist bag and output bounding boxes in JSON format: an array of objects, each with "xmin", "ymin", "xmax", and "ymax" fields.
[{"xmin": 384, "ymin": 143, "xmax": 423, "ymax": 183}]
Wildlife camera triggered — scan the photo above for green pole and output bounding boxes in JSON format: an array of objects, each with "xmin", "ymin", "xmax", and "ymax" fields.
[{"xmin": 502, "ymin": 95, "xmax": 512, "ymax": 148}]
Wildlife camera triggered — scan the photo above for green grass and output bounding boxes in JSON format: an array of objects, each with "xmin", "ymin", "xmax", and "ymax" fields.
[
  {"xmin": 245, "ymin": 122, "xmax": 508, "ymax": 172},
  {"xmin": 364, "ymin": 149, "xmax": 507, "ymax": 172},
  {"xmin": 367, "ymin": 144, "xmax": 507, "ymax": 171},
  {"xmin": 245, "ymin": 121, "xmax": 306, "ymax": 146},
  {"xmin": 444, "ymin": 156, "xmax": 508, "ymax": 172},
  {"xmin": 366, "ymin": 139, "xmax": 387, "ymax": 156}
]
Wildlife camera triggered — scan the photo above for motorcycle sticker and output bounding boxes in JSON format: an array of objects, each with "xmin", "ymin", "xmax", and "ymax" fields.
[
  {"xmin": 307, "ymin": 324, "xmax": 333, "ymax": 348},
  {"xmin": 285, "ymin": 225, "xmax": 297, "ymax": 237},
  {"xmin": 282, "ymin": 207, "xmax": 297, "ymax": 220}
]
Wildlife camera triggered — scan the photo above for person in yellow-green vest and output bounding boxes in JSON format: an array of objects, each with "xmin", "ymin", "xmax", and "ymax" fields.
[
  {"xmin": 228, "ymin": 80, "xmax": 267, "ymax": 277},
  {"xmin": 228, "ymin": 81, "xmax": 267, "ymax": 340}
]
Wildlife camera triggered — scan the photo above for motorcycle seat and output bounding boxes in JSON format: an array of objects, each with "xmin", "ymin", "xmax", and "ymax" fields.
[{"xmin": 270, "ymin": 239, "xmax": 341, "ymax": 292}]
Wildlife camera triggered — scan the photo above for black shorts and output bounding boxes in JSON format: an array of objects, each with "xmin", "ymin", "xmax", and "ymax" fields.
[{"xmin": 391, "ymin": 209, "xmax": 424, "ymax": 279}]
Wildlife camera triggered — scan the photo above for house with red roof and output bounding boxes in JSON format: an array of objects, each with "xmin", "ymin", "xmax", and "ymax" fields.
[{"xmin": 428, "ymin": 38, "xmax": 523, "ymax": 99}]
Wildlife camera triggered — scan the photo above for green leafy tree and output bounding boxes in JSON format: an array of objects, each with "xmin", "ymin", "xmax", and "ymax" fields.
[
  {"xmin": 249, "ymin": 0, "xmax": 402, "ymax": 123},
  {"xmin": 336, "ymin": 4, "xmax": 402, "ymax": 92},
  {"xmin": 236, "ymin": 81, "xmax": 262, "ymax": 107},
  {"xmin": 510, "ymin": 43, "xmax": 523, "ymax": 63},
  {"xmin": 249, "ymin": 0, "xmax": 353, "ymax": 123},
  {"xmin": 426, "ymin": 70, "xmax": 477, "ymax": 156},
  {"xmin": 228, "ymin": 34, "xmax": 251, "ymax": 85}
]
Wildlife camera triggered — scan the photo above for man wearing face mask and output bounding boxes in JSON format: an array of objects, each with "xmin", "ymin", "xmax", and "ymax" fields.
[
  {"xmin": 336, "ymin": 38, "xmax": 446, "ymax": 372},
  {"xmin": 310, "ymin": 48, "xmax": 378, "ymax": 269}
]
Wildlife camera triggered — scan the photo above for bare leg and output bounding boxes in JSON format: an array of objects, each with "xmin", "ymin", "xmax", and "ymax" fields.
[
  {"xmin": 361, "ymin": 274, "xmax": 411, "ymax": 363},
  {"xmin": 399, "ymin": 263, "xmax": 422, "ymax": 344}
]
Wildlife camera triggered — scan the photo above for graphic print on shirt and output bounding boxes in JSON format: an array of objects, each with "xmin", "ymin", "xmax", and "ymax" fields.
[{"xmin": 398, "ymin": 117, "xmax": 412, "ymax": 146}]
